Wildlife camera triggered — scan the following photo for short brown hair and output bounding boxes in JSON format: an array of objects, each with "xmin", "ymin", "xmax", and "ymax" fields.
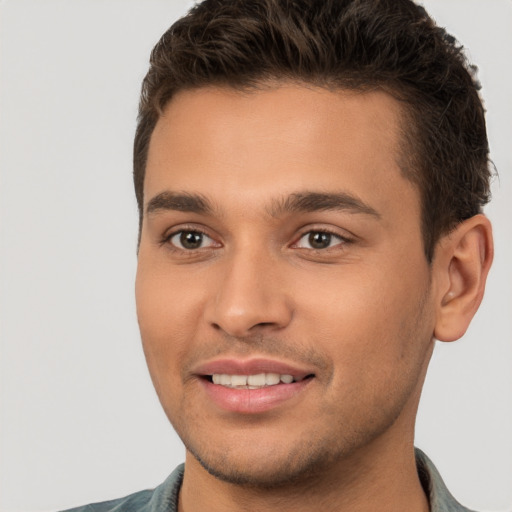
[{"xmin": 134, "ymin": 0, "xmax": 491, "ymax": 261}]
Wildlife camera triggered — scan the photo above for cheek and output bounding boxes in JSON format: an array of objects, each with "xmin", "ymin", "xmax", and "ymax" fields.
[
  {"xmin": 295, "ymin": 261, "xmax": 432, "ymax": 370},
  {"xmin": 135, "ymin": 261, "xmax": 201, "ymax": 390},
  {"xmin": 301, "ymin": 276, "xmax": 433, "ymax": 422},
  {"xmin": 136, "ymin": 256, "xmax": 203, "ymax": 335}
]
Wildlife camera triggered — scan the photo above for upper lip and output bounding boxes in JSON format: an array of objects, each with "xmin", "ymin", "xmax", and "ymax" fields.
[{"xmin": 193, "ymin": 358, "xmax": 315, "ymax": 380}]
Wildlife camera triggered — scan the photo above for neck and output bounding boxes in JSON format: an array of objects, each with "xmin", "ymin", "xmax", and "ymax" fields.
[{"xmin": 178, "ymin": 436, "xmax": 429, "ymax": 512}]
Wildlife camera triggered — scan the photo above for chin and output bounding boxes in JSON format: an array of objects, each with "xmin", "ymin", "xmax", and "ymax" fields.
[{"xmin": 188, "ymin": 440, "xmax": 336, "ymax": 489}]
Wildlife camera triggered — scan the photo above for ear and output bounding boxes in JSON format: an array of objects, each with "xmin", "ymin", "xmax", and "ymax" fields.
[{"xmin": 433, "ymin": 214, "xmax": 493, "ymax": 342}]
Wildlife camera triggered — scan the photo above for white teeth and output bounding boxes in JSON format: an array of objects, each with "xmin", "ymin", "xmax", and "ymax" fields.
[
  {"xmin": 211, "ymin": 372, "xmax": 298, "ymax": 388},
  {"xmin": 231, "ymin": 375, "xmax": 248, "ymax": 386},
  {"xmin": 247, "ymin": 373, "xmax": 266, "ymax": 386},
  {"xmin": 265, "ymin": 373, "xmax": 280, "ymax": 385}
]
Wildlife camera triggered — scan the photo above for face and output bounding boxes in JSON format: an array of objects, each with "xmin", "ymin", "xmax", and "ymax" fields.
[{"xmin": 136, "ymin": 85, "xmax": 436, "ymax": 487}]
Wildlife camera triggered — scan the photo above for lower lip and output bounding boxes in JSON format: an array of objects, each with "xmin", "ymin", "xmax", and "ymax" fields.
[{"xmin": 200, "ymin": 378, "xmax": 312, "ymax": 414}]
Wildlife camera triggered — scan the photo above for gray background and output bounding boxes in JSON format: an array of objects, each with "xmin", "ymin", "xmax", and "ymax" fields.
[{"xmin": 1, "ymin": 1, "xmax": 511, "ymax": 511}]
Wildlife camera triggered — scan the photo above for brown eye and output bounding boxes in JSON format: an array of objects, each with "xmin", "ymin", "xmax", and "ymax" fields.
[
  {"xmin": 308, "ymin": 232, "xmax": 332, "ymax": 249},
  {"xmin": 170, "ymin": 230, "xmax": 214, "ymax": 250},
  {"xmin": 181, "ymin": 231, "xmax": 203, "ymax": 249},
  {"xmin": 295, "ymin": 231, "xmax": 345, "ymax": 250}
]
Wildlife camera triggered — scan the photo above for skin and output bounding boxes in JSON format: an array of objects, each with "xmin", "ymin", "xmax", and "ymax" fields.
[{"xmin": 135, "ymin": 84, "xmax": 493, "ymax": 511}]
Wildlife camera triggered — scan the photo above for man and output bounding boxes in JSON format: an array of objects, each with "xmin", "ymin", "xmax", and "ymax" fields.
[{"xmin": 65, "ymin": 0, "xmax": 494, "ymax": 510}]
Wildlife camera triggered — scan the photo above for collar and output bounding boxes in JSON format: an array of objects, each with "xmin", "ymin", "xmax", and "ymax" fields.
[{"xmin": 415, "ymin": 448, "xmax": 476, "ymax": 512}]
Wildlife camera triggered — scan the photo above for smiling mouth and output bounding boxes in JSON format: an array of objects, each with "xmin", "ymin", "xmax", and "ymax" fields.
[{"xmin": 204, "ymin": 372, "xmax": 315, "ymax": 389}]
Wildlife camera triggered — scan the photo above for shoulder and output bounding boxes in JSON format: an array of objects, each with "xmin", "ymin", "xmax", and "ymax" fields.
[
  {"xmin": 60, "ymin": 464, "xmax": 184, "ymax": 512},
  {"xmin": 415, "ymin": 449, "xmax": 478, "ymax": 512}
]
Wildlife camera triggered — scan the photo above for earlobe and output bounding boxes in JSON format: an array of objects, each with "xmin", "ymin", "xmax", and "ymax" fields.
[{"xmin": 433, "ymin": 214, "xmax": 493, "ymax": 342}]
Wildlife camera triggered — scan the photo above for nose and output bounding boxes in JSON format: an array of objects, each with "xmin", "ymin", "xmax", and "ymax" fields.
[{"xmin": 206, "ymin": 249, "xmax": 293, "ymax": 338}]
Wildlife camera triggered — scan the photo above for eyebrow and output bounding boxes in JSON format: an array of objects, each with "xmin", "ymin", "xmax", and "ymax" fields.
[
  {"xmin": 268, "ymin": 191, "xmax": 381, "ymax": 218},
  {"xmin": 146, "ymin": 192, "xmax": 214, "ymax": 216},
  {"xmin": 145, "ymin": 190, "xmax": 380, "ymax": 219}
]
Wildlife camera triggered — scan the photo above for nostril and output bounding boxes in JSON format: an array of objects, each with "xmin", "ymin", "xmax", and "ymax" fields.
[{"xmin": 253, "ymin": 322, "xmax": 275, "ymax": 328}]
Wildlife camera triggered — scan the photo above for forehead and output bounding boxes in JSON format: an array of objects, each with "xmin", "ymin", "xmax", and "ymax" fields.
[{"xmin": 144, "ymin": 84, "xmax": 418, "ymax": 219}]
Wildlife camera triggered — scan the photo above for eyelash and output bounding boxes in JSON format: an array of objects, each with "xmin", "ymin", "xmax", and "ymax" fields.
[
  {"xmin": 293, "ymin": 228, "xmax": 353, "ymax": 251},
  {"xmin": 159, "ymin": 227, "xmax": 353, "ymax": 253},
  {"xmin": 159, "ymin": 226, "xmax": 214, "ymax": 249}
]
